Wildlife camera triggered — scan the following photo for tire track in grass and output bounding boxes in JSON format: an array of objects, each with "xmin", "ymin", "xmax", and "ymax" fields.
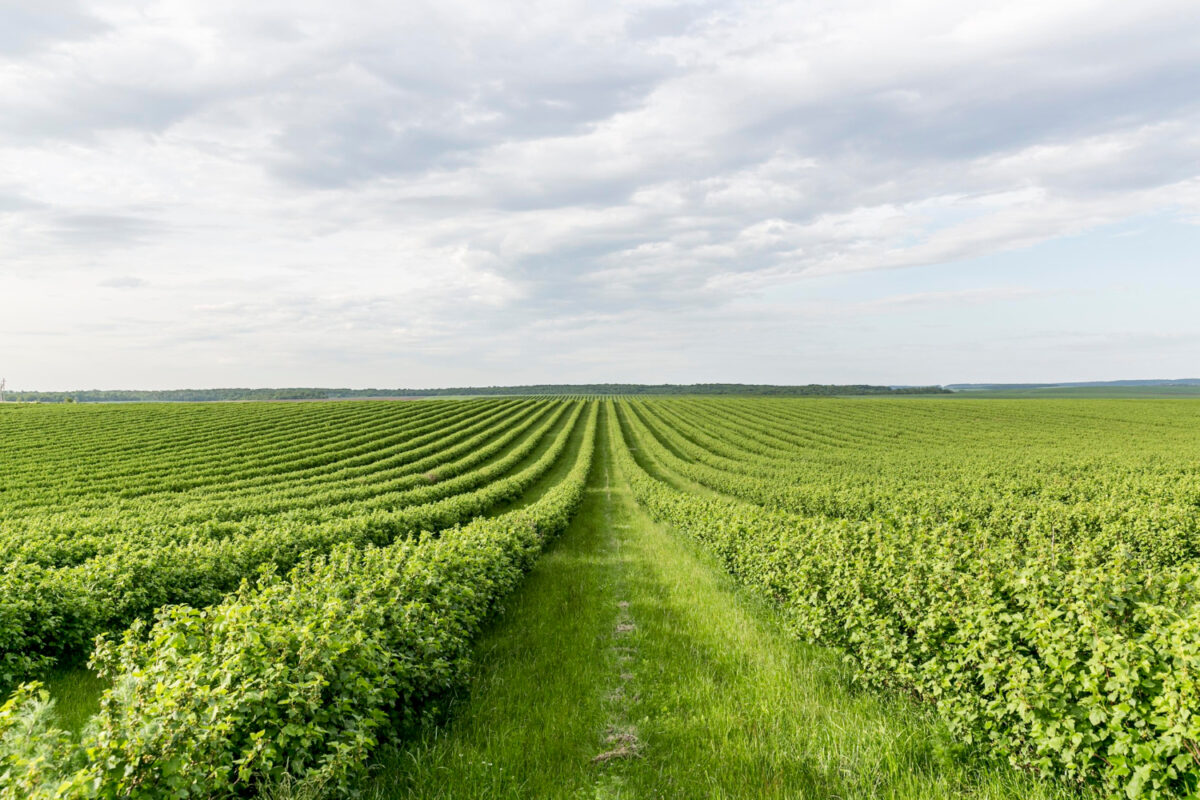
[{"xmin": 591, "ymin": 460, "xmax": 642, "ymax": 799}]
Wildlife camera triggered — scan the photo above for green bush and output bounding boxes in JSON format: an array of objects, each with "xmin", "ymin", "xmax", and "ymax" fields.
[
  {"xmin": 0, "ymin": 402, "xmax": 578, "ymax": 690},
  {"xmin": 613, "ymin": 399, "xmax": 1200, "ymax": 798},
  {"xmin": 0, "ymin": 404, "xmax": 595, "ymax": 798}
]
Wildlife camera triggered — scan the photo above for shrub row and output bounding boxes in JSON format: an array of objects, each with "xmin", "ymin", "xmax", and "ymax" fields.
[
  {"xmin": 0, "ymin": 401, "xmax": 582, "ymax": 690},
  {"xmin": 0, "ymin": 402, "xmax": 597, "ymax": 799},
  {"xmin": 614, "ymin": 401, "xmax": 1200, "ymax": 799},
  {"xmin": 628, "ymin": 399, "xmax": 1200, "ymax": 568},
  {"xmin": 0, "ymin": 399, "xmax": 542, "ymax": 565}
]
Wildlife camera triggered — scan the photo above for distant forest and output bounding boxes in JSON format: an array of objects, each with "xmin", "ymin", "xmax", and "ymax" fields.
[{"xmin": 3, "ymin": 384, "xmax": 950, "ymax": 403}]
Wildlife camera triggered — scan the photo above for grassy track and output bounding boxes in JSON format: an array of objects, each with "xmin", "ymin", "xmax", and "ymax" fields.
[{"xmin": 356, "ymin": 407, "xmax": 1085, "ymax": 800}]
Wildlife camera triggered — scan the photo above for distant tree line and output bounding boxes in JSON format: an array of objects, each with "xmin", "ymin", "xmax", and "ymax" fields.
[
  {"xmin": 5, "ymin": 388, "xmax": 331, "ymax": 403},
  {"xmin": 1, "ymin": 384, "xmax": 950, "ymax": 403},
  {"xmin": 377, "ymin": 384, "xmax": 949, "ymax": 397}
]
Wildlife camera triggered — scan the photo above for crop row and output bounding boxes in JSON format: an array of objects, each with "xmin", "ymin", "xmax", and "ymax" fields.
[
  {"xmin": 0, "ymin": 400, "xmax": 447, "ymax": 497},
  {"xmin": 0, "ymin": 399, "xmax": 553, "ymax": 566},
  {"xmin": 613, "ymin": 399, "xmax": 1200, "ymax": 798},
  {"xmin": 0, "ymin": 400, "xmax": 585, "ymax": 688},
  {"xmin": 629, "ymin": 399, "xmax": 1200, "ymax": 568},
  {"xmin": 0, "ymin": 402, "xmax": 599, "ymax": 799},
  {"xmin": 0, "ymin": 399, "xmax": 526, "ymax": 512}
]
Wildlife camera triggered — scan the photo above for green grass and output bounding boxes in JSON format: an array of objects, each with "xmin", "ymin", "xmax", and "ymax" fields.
[
  {"xmin": 952, "ymin": 386, "xmax": 1200, "ymax": 398},
  {"xmin": 355, "ymin": 407, "xmax": 1090, "ymax": 800},
  {"xmin": 44, "ymin": 667, "xmax": 107, "ymax": 737}
]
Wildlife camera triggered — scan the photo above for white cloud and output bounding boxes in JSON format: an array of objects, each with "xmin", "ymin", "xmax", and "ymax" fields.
[{"xmin": 1, "ymin": 0, "xmax": 1199, "ymax": 387}]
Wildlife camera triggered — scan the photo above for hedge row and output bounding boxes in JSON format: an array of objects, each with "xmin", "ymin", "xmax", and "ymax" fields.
[
  {"xmin": 0, "ymin": 399, "xmax": 544, "ymax": 566},
  {"xmin": 0, "ymin": 401, "xmax": 580, "ymax": 690},
  {"xmin": 614, "ymin": 401, "xmax": 1200, "ymax": 799},
  {"xmin": 0, "ymin": 402, "xmax": 597, "ymax": 799}
]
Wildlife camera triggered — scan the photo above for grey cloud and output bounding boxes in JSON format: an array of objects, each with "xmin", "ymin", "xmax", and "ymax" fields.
[
  {"xmin": 97, "ymin": 276, "xmax": 147, "ymax": 289},
  {"xmin": 2, "ymin": 82, "xmax": 220, "ymax": 142},
  {"xmin": 625, "ymin": 2, "xmax": 718, "ymax": 40},
  {"xmin": 50, "ymin": 214, "xmax": 163, "ymax": 246},
  {"xmin": 0, "ymin": 189, "xmax": 42, "ymax": 213},
  {"xmin": 269, "ymin": 41, "xmax": 674, "ymax": 187},
  {"xmin": 0, "ymin": 0, "xmax": 106, "ymax": 55}
]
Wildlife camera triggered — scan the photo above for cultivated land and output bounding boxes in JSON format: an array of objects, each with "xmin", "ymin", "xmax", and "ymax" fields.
[{"xmin": 2, "ymin": 397, "xmax": 1199, "ymax": 798}]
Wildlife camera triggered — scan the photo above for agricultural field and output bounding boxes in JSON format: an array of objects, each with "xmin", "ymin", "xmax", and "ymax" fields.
[{"xmin": 2, "ymin": 397, "xmax": 1199, "ymax": 799}]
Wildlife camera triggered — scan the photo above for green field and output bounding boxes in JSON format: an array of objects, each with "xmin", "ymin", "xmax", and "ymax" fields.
[
  {"xmin": 953, "ymin": 385, "xmax": 1200, "ymax": 398},
  {"xmin": 2, "ymin": 397, "xmax": 1199, "ymax": 799}
]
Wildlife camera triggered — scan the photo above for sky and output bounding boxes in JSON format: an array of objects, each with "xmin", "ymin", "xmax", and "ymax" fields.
[{"xmin": 1, "ymin": 0, "xmax": 1199, "ymax": 390}]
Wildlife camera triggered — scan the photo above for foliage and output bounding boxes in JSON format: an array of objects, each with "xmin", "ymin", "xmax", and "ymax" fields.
[
  {"xmin": 5, "ymin": 395, "xmax": 1200, "ymax": 798},
  {"xmin": 0, "ymin": 404, "xmax": 597, "ymax": 798},
  {"xmin": 4, "ymin": 383, "xmax": 950, "ymax": 402},
  {"xmin": 0, "ymin": 398, "xmax": 578, "ymax": 687},
  {"xmin": 612, "ymin": 397, "xmax": 1200, "ymax": 799}
]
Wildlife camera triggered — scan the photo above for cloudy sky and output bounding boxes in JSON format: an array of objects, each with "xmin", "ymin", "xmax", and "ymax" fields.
[{"xmin": 2, "ymin": 0, "xmax": 1199, "ymax": 390}]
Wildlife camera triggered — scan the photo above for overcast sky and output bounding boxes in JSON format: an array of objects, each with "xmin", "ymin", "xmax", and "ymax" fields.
[{"xmin": 2, "ymin": 0, "xmax": 1199, "ymax": 390}]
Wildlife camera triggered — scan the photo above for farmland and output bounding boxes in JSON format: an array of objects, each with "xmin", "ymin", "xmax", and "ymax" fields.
[{"xmin": 2, "ymin": 397, "xmax": 1200, "ymax": 798}]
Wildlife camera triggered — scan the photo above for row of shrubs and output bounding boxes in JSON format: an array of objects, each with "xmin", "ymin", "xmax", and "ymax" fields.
[
  {"xmin": 614, "ymin": 401, "xmax": 1200, "ymax": 799},
  {"xmin": 4, "ymin": 399, "xmax": 549, "ymax": 562},
  {"xmin": 0, "ymin": 402, "xmax": 578, "ymax": 690},
  {"xmin": 0, "ymin": 403, "xmax": 596, "ymax": 798},
  {"xmin": 627, "ymin": 399, "xmax": 1200, "ymax": 569}
]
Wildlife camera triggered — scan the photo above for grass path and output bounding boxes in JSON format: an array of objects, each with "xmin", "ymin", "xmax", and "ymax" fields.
[{"xmin": 358, "ymin": 407, "xmax": 1082, "ymax": 800}]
